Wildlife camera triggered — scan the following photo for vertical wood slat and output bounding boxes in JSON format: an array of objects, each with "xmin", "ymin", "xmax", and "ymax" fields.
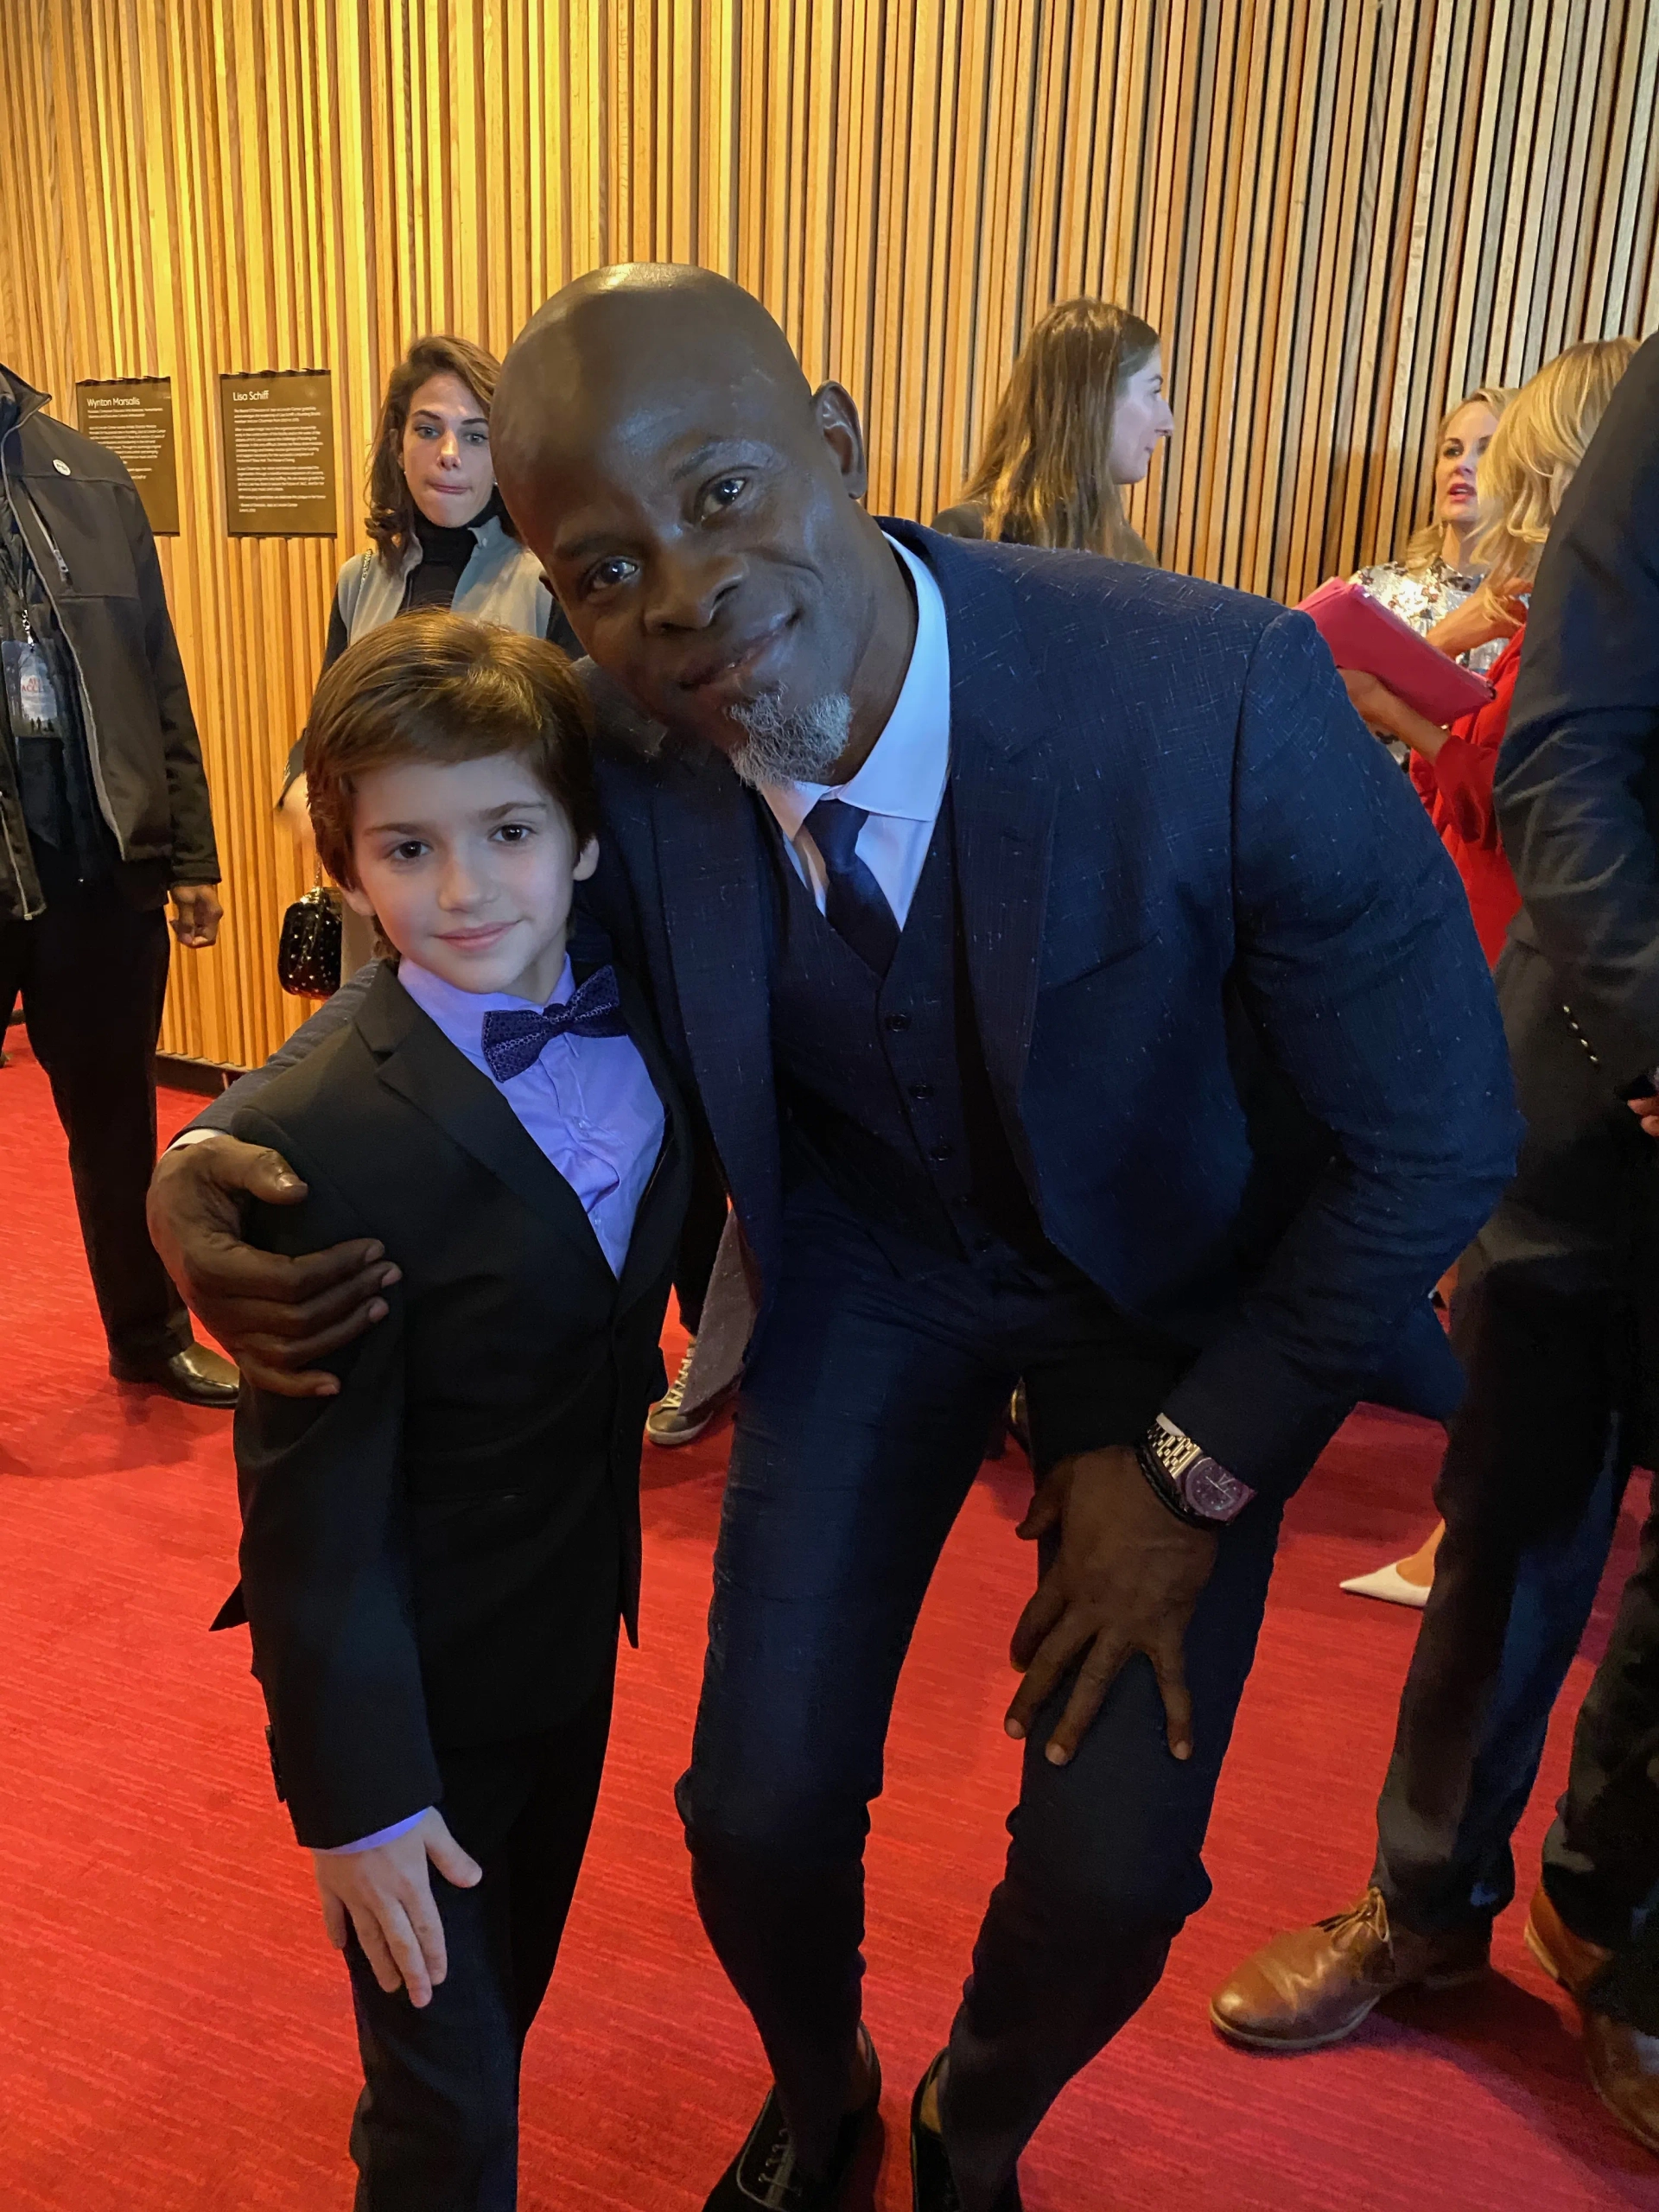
[{"xmin": 0, "ymin": 0, "xmax": 1653, "ymax": 1070}]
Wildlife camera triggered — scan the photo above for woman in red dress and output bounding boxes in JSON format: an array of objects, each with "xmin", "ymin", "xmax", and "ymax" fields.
[{"xmin": 1343, "ymin": 338, "xmax": 1638, "ymax": 968}]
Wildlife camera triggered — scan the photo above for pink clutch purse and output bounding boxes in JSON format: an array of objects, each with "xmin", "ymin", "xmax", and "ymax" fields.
[{"xmin": 1296, "ymin": 576, "xmax": 1496, "ymax": 725}]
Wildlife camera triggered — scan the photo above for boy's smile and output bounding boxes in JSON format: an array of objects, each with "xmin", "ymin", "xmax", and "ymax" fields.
[{"xmin": 344, "ymin": 752, "xmax": 598, "ymax": 1007}]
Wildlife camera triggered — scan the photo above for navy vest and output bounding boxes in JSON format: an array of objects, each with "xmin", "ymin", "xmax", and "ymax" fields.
[{"xmin": 763, "ymin": 791, "xmax": 1049, "ymax": 1265}]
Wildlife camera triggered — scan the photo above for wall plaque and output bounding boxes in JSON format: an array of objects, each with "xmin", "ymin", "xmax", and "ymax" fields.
[
  {"xmin": 219, "ymin": 369, "xmax": 337, "ymax": 535},
  {"xmin": 74, "ymin": 377, "xmax": 180, "ymax": 535}
]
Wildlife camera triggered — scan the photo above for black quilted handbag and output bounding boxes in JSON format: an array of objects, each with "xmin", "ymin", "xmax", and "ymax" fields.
[{"xmin": 276, "ymin": 876, "xmax": 343, "ymax": 996}]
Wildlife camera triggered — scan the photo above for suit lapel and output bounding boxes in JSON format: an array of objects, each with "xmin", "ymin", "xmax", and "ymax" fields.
[
  {"xmin": 647, "ymin": 742, "xmax": 783, "ymax": 1270},
  {"xmin": 882, "ymin": 521, "xmax": 1060, "ymax": 1147},
  {"xmin": 356, "ymin": 964, "xmax": 614, "ymax": 1281},
  {"xmin": 605, "ymin": 956, "xmax": 693, "ymax": 1314}
]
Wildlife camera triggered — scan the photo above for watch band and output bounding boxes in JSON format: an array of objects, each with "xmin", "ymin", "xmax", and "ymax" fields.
[
  {"xmin": 1137, "ymin": 1414, "xmax": 1256, "ymax": 1526},
  {"xmin": 1133, "ymin": 1436, "xmax": 1216, "ymax": 1528}
]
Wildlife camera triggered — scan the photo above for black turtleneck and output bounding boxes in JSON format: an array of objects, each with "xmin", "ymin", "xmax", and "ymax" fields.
[{"xmin": 403, "ymin": 488, "xmax": 505, "ymax": 614}]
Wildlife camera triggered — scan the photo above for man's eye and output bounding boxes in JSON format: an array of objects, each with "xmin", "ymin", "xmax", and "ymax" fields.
[
  {"xmin": 702, "ymin": 475, "xmax": 747, "ymax": 516},
  {"xmin": 586, "ymin": 556, "xmax": 638, "ymax": 594},
  {"xmin": 389, "ymin": 840, "xmax": 428, "ymax": 862},
  {"xmin": 493, "ymin": 823, "xmax": 534, "ymax": 844}
]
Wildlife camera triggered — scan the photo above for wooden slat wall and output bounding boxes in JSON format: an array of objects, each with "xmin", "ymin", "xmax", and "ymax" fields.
[{"xmin": 1, "ymin": 0, "xmax": 1655, "ymax": 1068}]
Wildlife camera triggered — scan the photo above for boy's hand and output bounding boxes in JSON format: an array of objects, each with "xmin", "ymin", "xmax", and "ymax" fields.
[{"xmin": 312, "ymin": 1809, "xmax": 482, "ymax": 2007}]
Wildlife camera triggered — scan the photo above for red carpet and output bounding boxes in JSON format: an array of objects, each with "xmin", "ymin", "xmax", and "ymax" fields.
[{"xmin": 3, "ymin": 1033, "xmax": 1657, "ymax": 2210}]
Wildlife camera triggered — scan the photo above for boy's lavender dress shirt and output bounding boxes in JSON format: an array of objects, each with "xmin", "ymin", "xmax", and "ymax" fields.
[{"xmin": 320, "ymin": 949, "xmax": 664, "ymax": 1857}]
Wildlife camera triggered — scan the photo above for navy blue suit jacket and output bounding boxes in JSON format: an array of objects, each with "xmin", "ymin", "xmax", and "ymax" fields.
[
  {"xmin": 203, "ymin": 524, "xmax": 1518, "ymax": 1502},
  {"xmin": 576, "ymin": 524, "xmax": 1519, "ymax": 1497}
]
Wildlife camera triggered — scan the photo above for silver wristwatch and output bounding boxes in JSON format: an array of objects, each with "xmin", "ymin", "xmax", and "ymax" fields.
[{"xmin": 1137, "ymin": 1414, "xmax": 1255, "ymax": 1526}]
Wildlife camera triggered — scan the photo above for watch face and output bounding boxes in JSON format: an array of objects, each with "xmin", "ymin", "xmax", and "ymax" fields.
[{"xmin": 1182, "ymin": 1459, "xmax": 1251, "ymax": 1521}]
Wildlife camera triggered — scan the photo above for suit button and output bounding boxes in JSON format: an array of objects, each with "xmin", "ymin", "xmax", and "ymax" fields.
[
  {"xmin": 909, "ymin": 1082, "xmax": 934, "ymax": 1101},
  {"xmin": 885, "ymin": 1011, "xmax": 912, "ymax": 1032},
  {"xmin": 928, "ymin": 1141, "xmax": 955, "ymax": 1162}
]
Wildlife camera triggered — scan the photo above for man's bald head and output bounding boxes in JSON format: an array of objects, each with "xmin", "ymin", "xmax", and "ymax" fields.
[
  {"xmin": 487, "ymin": 262, "xmax": 914, "ymax": 774},
  {"xmin": 492, "ymin": 264, "xmax": 817, "ymax": 492}
]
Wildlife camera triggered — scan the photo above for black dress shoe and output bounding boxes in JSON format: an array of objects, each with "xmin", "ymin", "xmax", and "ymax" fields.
[
  {"xmin": 704, "ymin": 2039, "xmax": 881, "ymax": 2210},
  {"xmin": 910, "ymin": 2053, "xmax": 1023, "ymax": 2212},
  {"xmin": 111, "ymin": 1342, "xmax": 240, "ymax": 1408}
]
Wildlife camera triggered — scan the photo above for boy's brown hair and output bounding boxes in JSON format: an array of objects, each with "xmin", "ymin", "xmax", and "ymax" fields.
[{"xmin": 304, "ymin": 611, "xmax": 598, "ymax": 888}]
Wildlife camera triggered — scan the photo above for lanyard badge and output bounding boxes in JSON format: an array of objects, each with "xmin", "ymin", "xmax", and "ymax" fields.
[{"xmin": 3, "ymin": 632, "xmax": 63, "ymax": 737}]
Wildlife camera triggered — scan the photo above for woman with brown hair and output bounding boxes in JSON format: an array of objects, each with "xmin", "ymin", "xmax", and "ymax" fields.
[
  {"xmin": 280, "ymin": 334, "xmax": 576, "ymax": 961},
  {"xmin": 318, "ymin": 332, "xmax": 574, "ymax": 670},
  {"xmin": 933, "ymin": 297, "xmax": 1172, "ymax": 560}
]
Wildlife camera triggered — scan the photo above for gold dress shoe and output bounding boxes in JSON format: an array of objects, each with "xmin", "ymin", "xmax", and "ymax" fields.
[
  {"xmin": 1526, "ymin": 1886, "xmax": 1659, "ymax": 2158},
  {"xmin": 1210, "ymin": 1886, "xmax": 1491, "ymax": 2051}
]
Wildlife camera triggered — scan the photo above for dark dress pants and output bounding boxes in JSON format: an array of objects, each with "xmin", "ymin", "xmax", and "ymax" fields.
[
  {"xmin": 1373, "ymin": 938, "xmax": 1653, "ymax": 1940},
  {"xmin": 344, "ymin": 1664, "xmax": 614, "ymax": 2212},
  {"xmin": 1543, "ymin": 1484, "xmax": 1659, "ymax": 2030},
  {"xmin": 0, "ymin": 853, "xmax": 188, "ymax": 1367},
  {"xmin": 676, "ymin": 1189, "xmax": 1285, "ymax": 2212}
]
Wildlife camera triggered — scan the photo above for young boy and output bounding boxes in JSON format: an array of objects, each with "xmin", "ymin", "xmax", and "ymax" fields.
[{"xmin": 219, "ymin": 611, "xmax": 688, "ymax": 2209}]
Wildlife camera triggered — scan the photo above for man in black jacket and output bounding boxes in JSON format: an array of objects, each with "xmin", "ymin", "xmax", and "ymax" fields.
[
  {"xmin": 0, "ymin": 362, "xmax": 235, "ymax": 1404},
  {"xmin": 1491, "ymin": 331, "xmax": 1659, "ymax": 2146}
]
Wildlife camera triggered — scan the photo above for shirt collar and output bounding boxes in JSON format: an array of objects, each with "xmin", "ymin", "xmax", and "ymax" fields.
[
  {"xmin": 761, "ymin": 532, "xmax": 950, "ymax": 842},
  {"xmin": 397, "ymin": 951, "xmax": 575, "ymax": 1070}
]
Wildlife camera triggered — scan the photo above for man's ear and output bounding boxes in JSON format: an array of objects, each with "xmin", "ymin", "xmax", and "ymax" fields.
[
  {"xmin": 813, "ymin": 383, "xmax": 868, "ymax": 501},
  {"xmin": 573, "ymin": 836, "xmax": 601, "ymax": 883},
  {"xmin": 340, "ymin": 880, "xmax": 376, "ymax": 918}
]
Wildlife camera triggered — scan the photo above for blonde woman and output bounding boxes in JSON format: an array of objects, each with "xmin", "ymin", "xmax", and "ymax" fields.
[
  {"xmin": 1356, "ymin": 383, "xmax": 1516, "ymax": 671},
  {"xmin": 933, "ymin": 298, "xmax": 1172, "ymax": 559},
  {"xmin": 1339, "ymin": 337, "xmax": 1638, "ymax": 1610}
]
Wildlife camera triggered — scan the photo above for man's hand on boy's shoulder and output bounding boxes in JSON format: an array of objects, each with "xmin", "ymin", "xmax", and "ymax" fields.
[
  {"xmin": 147, "ymin": 1134, "xmax": 402, "ymax": 1398},
  {"xmin": 312, "ymin": 1809, "xmax": 483, "ymax": 2009}
]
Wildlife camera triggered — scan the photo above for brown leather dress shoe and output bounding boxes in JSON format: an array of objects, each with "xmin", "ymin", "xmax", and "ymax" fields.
[
  {"xmin": 1210, "ymin": 1886, "xmax": 1491, "ymax": 2051},
  {"xmin": 1585, "ymin": 2014, "xmax": 1659, "ymax": 2157},
  {"xmin": 1526, "ymin": 1886, "xmax": 1659, "ymax": 2157},
  {"xmin": 1524, "ymin": 1885, "xmax": 1611, "ymax": 1999}
]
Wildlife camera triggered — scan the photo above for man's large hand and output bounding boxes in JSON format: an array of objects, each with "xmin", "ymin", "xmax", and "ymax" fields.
[
  {"xmin": 1006, "ymin": 1445, "xmax": 1219, "ymax": 1767},
  {"xmin": 146, "ymin": 1134, "xmax": 400, "ymax": 1398}
]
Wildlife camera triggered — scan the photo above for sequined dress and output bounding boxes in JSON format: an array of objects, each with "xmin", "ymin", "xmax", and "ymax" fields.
[{"xmin": 1353, "ymin": 556, "xmax": 1508, "ymax": 676}]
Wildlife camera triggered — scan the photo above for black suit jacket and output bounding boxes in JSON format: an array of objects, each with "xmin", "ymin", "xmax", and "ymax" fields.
[
  {"xmin": 223, "ymin": 957, "xmax": 689, "ymax": 1849},
  {"xmin": 1499, "ymin": 333, "xmax": 1659, "ymax": 1084}
]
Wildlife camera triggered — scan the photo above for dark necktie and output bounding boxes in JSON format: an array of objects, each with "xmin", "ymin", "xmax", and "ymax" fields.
[
  {"xmin": 804, "ymin": 796, "xmax": 900, "ymax": 976},
  {"xmin": 480, "ymin": 963, "xmax": 628, "ymax": 1083}
]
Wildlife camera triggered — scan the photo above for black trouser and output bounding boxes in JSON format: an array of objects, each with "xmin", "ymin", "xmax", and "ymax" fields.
[
  {"xmin": 344, "ymin": 1663, "xmax": 615, "ymax": 2212},
  {"xmin": 1373, "ymin": 938, "xmax": 1659, "ymax": 2017},
  {"xmin": 0, "ymin": 858, "xmax": 188, "ymax": 1368},
  {"xmin": 1545, "ymin": 1492, "xmax": 1659, "ymax": 2030},
  {"xmin": 677, "ymin": 1187, "xmax": 1285, "ymax": 2212}
]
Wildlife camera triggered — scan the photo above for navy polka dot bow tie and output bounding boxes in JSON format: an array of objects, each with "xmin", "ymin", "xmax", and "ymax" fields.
[{"xmin": 480, "ymin": 963, "xmax": 628, "ymax": 1082}]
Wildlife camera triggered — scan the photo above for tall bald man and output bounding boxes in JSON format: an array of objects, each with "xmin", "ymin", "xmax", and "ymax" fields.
[{"xmin": 151, "ymin": 268, "xmax": 1515, "ymax": 2212}]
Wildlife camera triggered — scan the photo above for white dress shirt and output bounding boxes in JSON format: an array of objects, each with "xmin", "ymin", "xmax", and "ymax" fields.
[{"xmin": 757, "ymin": 534, "xmax": 950, "ymax": 925}]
